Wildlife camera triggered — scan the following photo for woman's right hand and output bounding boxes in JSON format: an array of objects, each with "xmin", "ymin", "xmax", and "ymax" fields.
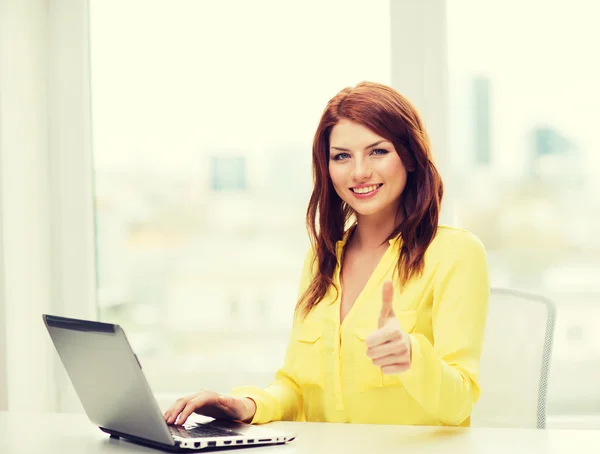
[{"xmin": 163, "ymin": 391, "xmax": 257, "ymax": 426}]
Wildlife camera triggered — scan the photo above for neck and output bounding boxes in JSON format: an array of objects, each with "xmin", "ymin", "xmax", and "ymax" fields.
[{"xmin": 352, "ymin": 205, "xmax": 403, "ymax": 250}]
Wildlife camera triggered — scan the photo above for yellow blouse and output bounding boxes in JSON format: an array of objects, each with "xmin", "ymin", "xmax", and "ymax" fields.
[{"xmin": 230, "ymin": 225, "xmax": 490, "ymax": 427}]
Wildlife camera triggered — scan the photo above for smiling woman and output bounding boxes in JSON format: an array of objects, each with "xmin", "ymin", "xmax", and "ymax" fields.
[
  {"xmin": 166, "ymin": 82, "xmax": 490, "ymax": 428},
  {"xmin": 302, "ymin": 82, "xmax": 446, "ymax": 317}
]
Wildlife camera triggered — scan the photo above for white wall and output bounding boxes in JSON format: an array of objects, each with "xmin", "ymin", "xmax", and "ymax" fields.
[
  {"xmin": 0, "ymin": 0, "xmax": 95, "ymax": 413},
  {"xmin": 0, "ymin": 0, "xmax": 56, "ymax": 413},
  {"xmin": 0, "ymin": 88, "xmax": 6, "ymax": 411}
]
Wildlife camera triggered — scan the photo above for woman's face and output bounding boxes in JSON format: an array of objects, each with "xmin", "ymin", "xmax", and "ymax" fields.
[{"xmin": 328, "ymin": 118, "xmax": 407, "ymax": 220}]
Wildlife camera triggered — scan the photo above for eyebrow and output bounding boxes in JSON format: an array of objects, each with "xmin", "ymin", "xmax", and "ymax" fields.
[{"xmin": 330, "ymin": 139, "xmax": 389, "ymax": 152}]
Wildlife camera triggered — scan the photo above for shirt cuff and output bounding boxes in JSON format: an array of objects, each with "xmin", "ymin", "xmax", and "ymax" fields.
[
  {"xmin": 396, "ymin": 333, "xmax": 427, "ymax": 387},
  {"xmin": 229, "ymin": 385, "xmax": 274, "ymax": 425}
]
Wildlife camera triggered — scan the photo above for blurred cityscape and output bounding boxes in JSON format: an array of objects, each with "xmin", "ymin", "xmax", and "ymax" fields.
[
  {"xmin": 89, "ymin": 0, "xmax": 600, "ymax": 418},
  {"xmin": 95, "ymin": 143, "xmax": 315, "ymax": 397},
  {"xmin": 449, "ymin": 75, "xmax": 600, "ymax": 415},
  {"xmin": 95, "ymin": 81, "xmax": 600, "ymax": 412}
]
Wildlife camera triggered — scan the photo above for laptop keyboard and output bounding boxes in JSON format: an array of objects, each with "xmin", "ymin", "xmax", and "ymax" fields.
[{"xmin": 169, "ymin": 424, "xmax": 242, "ymax": 439}]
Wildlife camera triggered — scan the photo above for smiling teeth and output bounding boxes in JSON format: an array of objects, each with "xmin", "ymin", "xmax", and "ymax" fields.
[{"xmin": 352, "ymin": 184, "xmax": 380, "ymax": 194}]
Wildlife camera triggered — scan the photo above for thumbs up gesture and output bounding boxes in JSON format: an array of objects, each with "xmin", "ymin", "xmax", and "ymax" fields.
[{"xmin": 365, "ymin": 281, "xmax": 412, "ymax": 374}]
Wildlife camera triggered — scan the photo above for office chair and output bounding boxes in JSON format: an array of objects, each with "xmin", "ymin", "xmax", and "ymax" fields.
[{"xmin": 470, "ymin": 287, "xmax": 556, "ymax": 429}]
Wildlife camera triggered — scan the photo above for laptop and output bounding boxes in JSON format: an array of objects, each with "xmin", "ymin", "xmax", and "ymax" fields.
[{"xmin": 43, "ymin": 314, "xmax": 296, "ymax": 451}]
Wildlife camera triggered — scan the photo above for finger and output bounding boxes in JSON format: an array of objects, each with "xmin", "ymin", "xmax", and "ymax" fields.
[
  {"xmin": 367, "ymin": 339, "xmax": 407, "ymax": 360},
  {"xmin": 166, "ymin": 393, "xmax": 204, "ymax": 423},
  {"xmin": 165, "ymin": 396, "xmax": 196, "ymax": 424},
  {"xmin": 365, "ymin": 326, "xmax": 401, "ymax": 348},
  {"xmin": 176, "ymin": 394, "xmax": 219, "ymax": 425},
  {"xmin": 191, "ymin": 396, "xmax": 248, "ymax": 422},
  {"xmin": 378, "ymin": 281, "xmax": 394, "ymax": 327},
  {"xmin": 371, "ymin": 352, "xmax": 408, "ymax": 368},
  {"xmin": 175, "ymin": 403, "xmax": 197, "ymax": 426}
]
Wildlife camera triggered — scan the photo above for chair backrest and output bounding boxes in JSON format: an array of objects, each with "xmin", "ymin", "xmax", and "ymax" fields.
[{"xmin": 470, "ymin": 288, "xmax": 556, "ymax": 429}]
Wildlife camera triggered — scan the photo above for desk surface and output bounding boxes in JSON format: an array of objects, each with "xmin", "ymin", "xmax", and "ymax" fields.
[{"xmin": 2, "ymin": 411, "xmax": 600, "ymax": 454}]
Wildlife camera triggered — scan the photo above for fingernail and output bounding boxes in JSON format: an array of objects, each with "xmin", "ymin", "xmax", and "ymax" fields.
[{"xmin": 218, "ymin": 396, "xmax": 229, "ymax": 405}]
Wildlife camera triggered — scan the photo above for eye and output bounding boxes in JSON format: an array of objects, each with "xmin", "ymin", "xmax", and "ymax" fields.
[
  {"xmin": 371, "ymin": 148, "xmax": 389, "ymax": 156},
  {"xmin": 331, "ymin": 152, "xmax": 350, "ymax": 161}
]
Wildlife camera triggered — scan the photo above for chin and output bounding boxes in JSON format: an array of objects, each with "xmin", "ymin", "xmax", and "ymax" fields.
[{"xmin": 348, "ymin": 204, "xmax": 384, "ymax": 217}]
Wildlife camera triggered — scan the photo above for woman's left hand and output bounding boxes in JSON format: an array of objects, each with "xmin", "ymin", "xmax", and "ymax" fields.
[{"xmin": 365, "ymin": 281, "xmax": 412, "ymax": 374}]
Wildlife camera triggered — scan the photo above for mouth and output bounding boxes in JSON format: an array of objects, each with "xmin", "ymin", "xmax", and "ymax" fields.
[
  {"xmin": 349, "ymin": 184, "xmax": 383, "ymax": 198},
  {"xmin": 350, "ymin": 184, "xmax": 383, "ymax": 194}
]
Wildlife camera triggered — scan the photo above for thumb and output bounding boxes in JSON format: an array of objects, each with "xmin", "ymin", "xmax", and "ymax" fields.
[{"xmin": 378, "ymin": 280, "xmax": 394, "ymax": 327}]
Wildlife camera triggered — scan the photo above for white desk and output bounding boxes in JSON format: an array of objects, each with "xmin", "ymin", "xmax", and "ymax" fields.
[{"xmin": 2, "ymin": 411, "xmax": 600, "ymax": 453}]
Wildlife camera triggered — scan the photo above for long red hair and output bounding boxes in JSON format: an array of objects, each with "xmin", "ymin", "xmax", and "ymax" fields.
[{"xmin": 297, "ymin": 81, "xmax": 444, "ymax": 317}]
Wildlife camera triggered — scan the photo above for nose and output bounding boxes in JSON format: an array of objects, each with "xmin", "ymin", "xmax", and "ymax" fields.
[{"xmin": 351, "ymin": 157, "xmax": 372, "ymax": 182}]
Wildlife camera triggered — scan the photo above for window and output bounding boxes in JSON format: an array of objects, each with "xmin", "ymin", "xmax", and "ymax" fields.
[
  {"xmin": 447, "ymin": 0, "xmax": 600, "ymax": 416},
  {"xmin": 210, "ymin": 156, "xmax": 247, "ymax": 192},
  {"xmin": 89, "ymin": 0, "xmax": 390, "ymax": 396}
]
